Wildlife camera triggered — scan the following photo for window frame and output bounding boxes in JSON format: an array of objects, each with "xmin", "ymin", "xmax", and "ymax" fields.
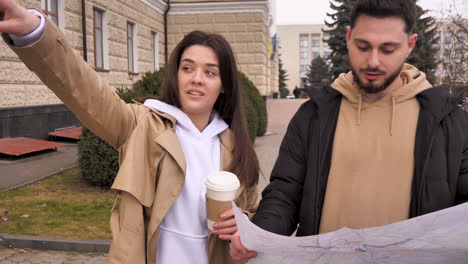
[
  {"xmin": 93, "ymin": 8, "xmax": 105, "ymax": 71},
  {"xmin": 151, "ymin": 31, "xmax": 160, "ymax": 72},
  {"xmin": 127, "ymin": 22, "xmax": 139, "ymax": 75},
  {"xmin": 41, "ymin": 0, "xmax": 64, "ymax": 30}
]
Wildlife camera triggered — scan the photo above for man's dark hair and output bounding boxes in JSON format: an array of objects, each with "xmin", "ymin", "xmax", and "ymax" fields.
[{"xmin": 350, "ymin": 0, "xmax": 417, "ymax": 34}]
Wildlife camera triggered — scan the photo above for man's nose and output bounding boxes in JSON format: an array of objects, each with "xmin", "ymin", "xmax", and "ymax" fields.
[{"xmin": 367, "ymin": 49, "xmax": 380, "ymax": 69}]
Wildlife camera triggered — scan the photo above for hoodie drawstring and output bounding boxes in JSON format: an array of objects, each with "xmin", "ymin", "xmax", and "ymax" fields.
[
  {"xmin": 357, "ymin": 95, "xmax": 362, "ymax": 126},
  {"xmin": 390, "ymin": 96, "xmax": 396, "ymax": 136}
]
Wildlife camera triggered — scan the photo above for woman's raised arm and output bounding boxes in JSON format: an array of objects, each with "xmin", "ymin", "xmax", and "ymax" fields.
[{"xmin": 0, "ymin": 0, "xmax": 142, "ymax": 149}]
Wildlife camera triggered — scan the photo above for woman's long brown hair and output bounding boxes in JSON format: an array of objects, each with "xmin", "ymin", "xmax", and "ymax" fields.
[{"xmin": 160, "ymin": 31, "xmax": 259, "ymax": 188}]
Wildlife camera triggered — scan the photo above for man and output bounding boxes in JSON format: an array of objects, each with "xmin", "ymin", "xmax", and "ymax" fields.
[
  {"xmin": 230, "ymin": 0, "xmax": 468, "ymax": 262},
  {"xmin": 293, "ymin": 86, "xmax": 301, "ymax": 98}
]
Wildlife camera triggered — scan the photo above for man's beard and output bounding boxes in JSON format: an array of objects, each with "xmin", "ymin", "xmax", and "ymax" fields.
[{"xmin": 351, "ymin": 63, "xmax": 404, "ymax": 94}]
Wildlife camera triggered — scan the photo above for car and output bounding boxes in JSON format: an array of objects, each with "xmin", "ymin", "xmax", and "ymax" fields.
[{"xmin": 286, "ymin": 95, "xmax": 295, "ymax": 99}]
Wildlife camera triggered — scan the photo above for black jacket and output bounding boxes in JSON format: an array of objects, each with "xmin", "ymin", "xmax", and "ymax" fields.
[{"xmin": 252, "ymin": 85, "xmax": 468, "ymax": 236}]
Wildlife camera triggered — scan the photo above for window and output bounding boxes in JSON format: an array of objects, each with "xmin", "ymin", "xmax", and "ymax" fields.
[
  {"xmin": 456, "ymin": 32, "xmax": 465, "ymax": 49},
  {"xmin": 151, "ymin": 31, "xmax": 160, "ymax": 71},
  {"xmin": 41, "ymin": 0, "xmax": 64, "ymax": 29},
  {"xmin": 433, "ymin": 32, "xmax": 440, "ymax": 50},
  {"xmin": 444, "ymin": 32, "xmax": 452, "ymax": 46},
  {"xmin": 300, "ymin": 35, "xmax": 309, "ymax": 48},
  {"xmin": 312, "ymin": 52, "xmax": 320, "ymax": 60},
  {"xmin": 455, "ymin": 53, "xmax": 463, "ymax": 64},
  {"xmin": 127, "ymin": 22, "xmax": 138, "ymax": 74},
  {"xmin": 93, "ymin": 8, "xmax": 109, "ymax": 71},
  {"xmin": 443, "ymin": 55, "xmax": 450, "ymax": 64},
  {"xmin": 311, "ymin": 35, "xmax": 320, "ymax": 48},
  {"xmin": 299, "ymin": 35, "xmax": 309, "ymax": 65},
  {"xmin": 94, "ymin": 9, "xmax": 104, "ymax": 70}
]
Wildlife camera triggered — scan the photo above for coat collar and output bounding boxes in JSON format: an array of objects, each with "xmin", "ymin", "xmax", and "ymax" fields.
[{"xmin": 155, "ymin": 129, "xmax": 186, "ymax": 174}]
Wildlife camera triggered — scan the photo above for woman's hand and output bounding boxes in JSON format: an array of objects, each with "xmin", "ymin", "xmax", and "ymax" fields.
[
  {"xmin": 0, "ymin": 0, "xmax": 41, "ymax": 36},
  {"xmin": 211, "ymin": 208, "xmax": 238, "ymax": 241},
  {"xmin": 212, "ymin": 208, "xmax": 258, "ymax": 263}
]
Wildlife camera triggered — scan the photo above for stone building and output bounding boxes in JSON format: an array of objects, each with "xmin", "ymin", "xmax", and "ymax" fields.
[
  {"xmin": 0, "ymin": 0, "xmax": 278, "ymax": 139},
  {"xmin": 276, "ymin": 24, "xmax": 331, "ymax": 91}
]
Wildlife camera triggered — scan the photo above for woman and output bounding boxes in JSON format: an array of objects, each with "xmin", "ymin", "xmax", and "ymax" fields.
[{"xmin": 0, "ymin": 1, "xmax": 259, "ymax": 263}]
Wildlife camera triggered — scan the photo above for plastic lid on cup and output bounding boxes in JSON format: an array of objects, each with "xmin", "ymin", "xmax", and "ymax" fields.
[{"xmin": 205, "ymin": 171, "xmax": 240, "ymax": 192}]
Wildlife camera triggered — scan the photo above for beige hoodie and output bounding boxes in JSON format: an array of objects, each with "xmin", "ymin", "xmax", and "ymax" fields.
[{"xmin": 319, "ymin": 64, "xmax": 432, "ymax": 234}]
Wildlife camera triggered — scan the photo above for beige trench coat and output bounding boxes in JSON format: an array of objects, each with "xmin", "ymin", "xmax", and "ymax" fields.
[{"xmin": 7, "ymin": 16, "xmax": 258, "ymax": 264}]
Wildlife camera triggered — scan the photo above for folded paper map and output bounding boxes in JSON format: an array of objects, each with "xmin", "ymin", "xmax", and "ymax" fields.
[{"xmin": 232, "ymin": 202, "xmax": 468, "ymax": 264}]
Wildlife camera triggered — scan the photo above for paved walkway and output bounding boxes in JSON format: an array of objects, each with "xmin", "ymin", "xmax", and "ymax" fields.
[
  {"xmin": 0, "ymin": 98, "xmax": 307, "ymax": 263},
  {"xmin": 0, "ymin": 144, "xmax": 78, "ymax": 191}
]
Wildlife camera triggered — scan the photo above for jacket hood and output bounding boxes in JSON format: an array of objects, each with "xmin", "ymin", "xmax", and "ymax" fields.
[
  {"xmin": 331, "ymin": 64, "xmax": 432, "ymax": 106},
  {"xmin": 143, "ymin": 99, "xmax": 228, "ymax": 140},
  {"xmin": 330, "ymin": 64, "xmax": 433, "ymax": 135}
]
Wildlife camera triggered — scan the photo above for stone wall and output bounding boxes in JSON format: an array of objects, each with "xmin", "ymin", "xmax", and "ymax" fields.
[
  {"xmin": 0, "ymin": 104, "xmax": 79, "ymax": 140},
  {"xmin": 0, "ymin": 0, "xmax": 164, "ymax": 108},
  {"xmin": 167, "ymin": 12, "xmax": 271, "ymax": 95}
]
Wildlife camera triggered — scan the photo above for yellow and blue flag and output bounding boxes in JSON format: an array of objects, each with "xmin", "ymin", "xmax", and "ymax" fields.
[{"xmin": 269, "ymin": 34, "xmax": 277, "ymax": 61}]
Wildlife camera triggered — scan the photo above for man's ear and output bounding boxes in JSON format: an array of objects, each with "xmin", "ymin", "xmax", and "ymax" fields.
[
  {"xmin": 346, "ymin": 26, "xmax": 352, "ymax": 44},
  {"xmin": 407, "ymin": 33, "xmax": 418, "ymax": 54}
]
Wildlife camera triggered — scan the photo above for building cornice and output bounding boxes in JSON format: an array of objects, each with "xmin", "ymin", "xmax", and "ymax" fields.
[
  {"xmin": 140, "ymin": 0, "xmax": 168, "ymax": 14},
  {"xmin": 169, "ymin": 1, "xmax": 270, "ymax": 23}
]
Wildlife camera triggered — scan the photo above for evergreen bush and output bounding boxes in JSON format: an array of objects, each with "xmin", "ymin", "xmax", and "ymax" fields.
[
  {"xmin": 239, "ymin": 72, "xmax": 268, "ymax": 137},
  {"xmin": 78, "ymin": 126, "xmax": 119, "ymax": 188},
  {"xmin": 78, "ymin": 69, "xmax": 166, "ymax": 188},
  {"xmin": 242, "ymin": 95, "xmax": 259, "ymax": 143}
]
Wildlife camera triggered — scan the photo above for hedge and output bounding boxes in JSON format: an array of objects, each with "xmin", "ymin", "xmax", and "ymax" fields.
[{"xmin": 238, "ymin": 72, "xmax": 268, "ymax": 137}]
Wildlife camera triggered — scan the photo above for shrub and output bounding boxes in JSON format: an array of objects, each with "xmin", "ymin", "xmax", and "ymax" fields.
[
  {"xmin": 78, "ymin": 69, "xmax": 166, "ymax": 188},
  {"xmin": 239, "ymin": 72, "xmax": 268, "ymax": 137},
  {"xmin": 241, "ymin": 89, "xmax": 259, "ymax": 143},
  {"xmin": 78, "ymin": 127, "xmax": 119, "ymax": 189},
  {"xmin": 132, "ymin": 68, "xmax": 166, "ymax": 98}
]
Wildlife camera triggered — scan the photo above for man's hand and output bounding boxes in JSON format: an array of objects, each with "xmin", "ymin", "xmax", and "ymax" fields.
[
  {"xmin": 229, "ymin": 231, "xmax": 257, "ymax": 264},
  {"xmin": 0, "ymin": 0, "xmax": 40, "ymax": 36}
]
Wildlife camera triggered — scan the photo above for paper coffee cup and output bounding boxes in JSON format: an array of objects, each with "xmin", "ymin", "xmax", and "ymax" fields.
[{"xmin": 205, "ymin": 171, "xmax": 240, "ymax": 231}]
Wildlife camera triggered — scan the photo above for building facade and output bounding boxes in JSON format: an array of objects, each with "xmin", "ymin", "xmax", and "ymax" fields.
[
  {"xmin": 0, "ymin": 0, "xmax": 278, "ymax": 139},
  {"xmin": 276, "ymin": 24, "xmax": 331, "ymax": 91}
]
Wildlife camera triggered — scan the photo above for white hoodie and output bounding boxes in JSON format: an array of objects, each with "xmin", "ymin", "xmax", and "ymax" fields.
[{"xmin": 144, "ymin": 99, "xmax": 228, "ymax": 264}]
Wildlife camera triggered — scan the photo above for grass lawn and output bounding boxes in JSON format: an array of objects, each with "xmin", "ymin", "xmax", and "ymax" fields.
[{"xmin": 0, "ymin": 168, "xmax": 115, "ymax": 240}]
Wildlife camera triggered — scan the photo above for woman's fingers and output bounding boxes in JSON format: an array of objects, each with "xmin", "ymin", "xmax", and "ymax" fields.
[
  {"xmin": 212, "ymin": 210, "xmax": 237, "ymax": 235},
  {"xmin": 219, "ymin": 208, "xmax": 234, "ymax": 219}
]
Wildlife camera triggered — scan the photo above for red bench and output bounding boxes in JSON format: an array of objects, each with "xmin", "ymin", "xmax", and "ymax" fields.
[
  {"xmin": 0, "ymin": 137, "xmax": 64, "ymax": 156},
  {"xmin": 48, "ymin": 126, "xmax": 82, "ymax": 140}
]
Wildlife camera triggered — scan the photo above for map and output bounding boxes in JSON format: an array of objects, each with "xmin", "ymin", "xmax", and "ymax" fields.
[{"xmin": 232, "ymin": 202, "xmax": 468, "ymax": 264}]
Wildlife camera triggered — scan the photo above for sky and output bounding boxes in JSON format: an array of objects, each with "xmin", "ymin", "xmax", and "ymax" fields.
[{"xmin": 275, "ymin": 0, "xmax": 467, "ymax": 25}]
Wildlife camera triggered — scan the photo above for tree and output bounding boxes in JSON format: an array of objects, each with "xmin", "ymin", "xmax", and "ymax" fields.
[
  {"xmin": 407, "ymin": 4, "xmax": 439, "ymax": 84},
  {"xmin": 439, "ymin": 13, "xmax": 468, "ymax": 90},
  {"xmin": 307, "ymin": 56, "xmax": 331, "ymax": 86},
  {"xmin": 278, "ymin": 56, "xmax": 289, "ymax": 98},
  {"xmin": 323, "ymin": 0, "xmax": 356, "ymax": 79}
]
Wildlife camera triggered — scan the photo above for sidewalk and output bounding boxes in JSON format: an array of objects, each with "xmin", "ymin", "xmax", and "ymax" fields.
[
  {"xmin": 0, "ymin": 99, "xmax": 307, "ymax": 263},
  {"xmin": 0, "ymin": 144, "xmax": 78, "ymax": 191}
]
